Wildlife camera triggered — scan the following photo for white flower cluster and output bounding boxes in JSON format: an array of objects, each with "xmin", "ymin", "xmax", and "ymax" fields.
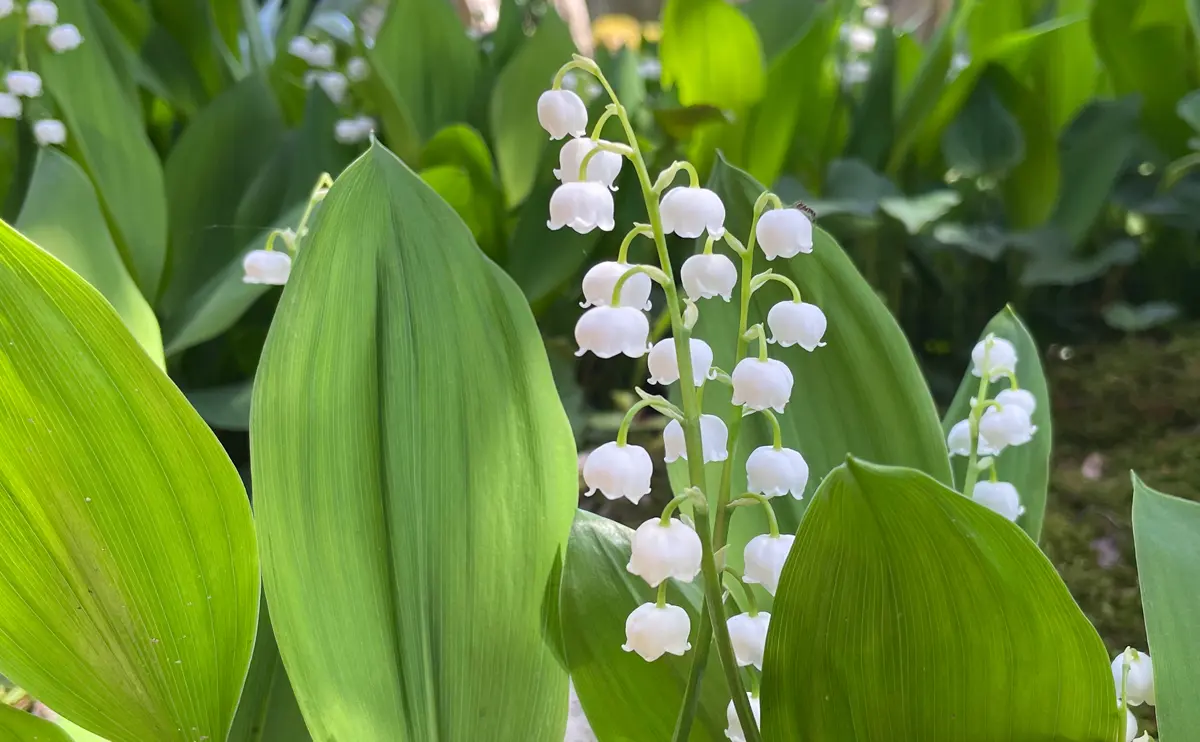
[
  {"xmin": 1112, "ymin": 647, "xmax": 1155, "ymax": 742},
  {"xmin": 287, "ymin": 35, "xmax": 374, "ymax": 144},
  {"xmin": 838, "ymin": 5, "xmax": 888, "ymax": 86},
  {"xmin": 946, "ymin": 334, "xmax": 1039, "ymax": 521},
  {"xmin": 0, "ymin": 0, "xmax": 78, "ymax": 146}
]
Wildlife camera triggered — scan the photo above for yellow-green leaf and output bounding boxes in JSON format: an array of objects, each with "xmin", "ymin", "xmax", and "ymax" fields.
[
  {"xmin": 0, "ymin": 221, "xmax": 258, "ymax": 742},
  {"xmin": 250, "ymin": 142, "xmax": 577, "ymax": 740},
  {"xmin": 0, "ymin": 704, "xmax": 73, "ymax": 742},
  {"xmin": 660, "ymin": 0, "xmax": 765, "ymax": 109}
]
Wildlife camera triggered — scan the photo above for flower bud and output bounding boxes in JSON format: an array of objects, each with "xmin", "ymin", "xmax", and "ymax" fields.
[
  {"xmin": 622, "ymin": 602, "xmax": 691, "ymax": 661},
  {"xmin": 33, "ymin": 119, "xmax": 66, "ymax": 147},
  {"xmin": 288, "ymin": 36, "xmax": 314, "ymax": 61},
  {"xmin": 346, "ymin": 56, "xmax": 369, "ymax": 82},
  {"xmin": 5, "ymin": 71, "xmax": 42, "ymax": 98},
  {"xmin": 971, "ymin": 335, "xmax": 1018, "ymax": 381},
  {"xmin": 582, "ymin": 441, "xmax": 653, "ymax": 503},
  {"xmin": 660, "ymin": 187, "xmax": 726, "ymax": 238},
  {"xmin": 846, "ymin": 25, "xmax": 876, "ymax": 53},
  {"xmin": 1113, "ymin": 647, "xmax": 1155, "ymax": 706},
  {"xmin": 971, "ymin": 481, "xmax": 1024, "ymax": 522},
  {"xmin": 627, "ymin": 517, "xmax": 702, "ymax": 587},
  {"xmin": 731, "ymin": 357, "xmax": 793, "ymax": 413},
  {"xmin": 946, "ymin": 419, "xmax": 998, "ymax": 457},
  {"xmin": 0, "ymin": 92, "xmax": 21, "ymax": 119},
  {"xmin": 746, "ymin": 446, "xmax": 809, "ymax": 499},
  {"xmin": 316, "ymin": 71, "xmax": 348, "ymax": 104},
  {"xmin": 47, "ymin": 23, "xmax": 82, "ymax": 53},
  {"xmin": 547, "ymin": 182, "xmax": 616, "ymax": 233},
  {"xmin": 242, "ymin": 250, "xmax": 292, "ymax": 285},
  {"xmin": 663, "ymin": 414, "xmax": 729, "ymax": 463},
  {"xmin": 537, "ymin": 88, "xmax": 588, "ymax": 139},
  {"xmin": 756, "ymin": 208, "xmax": 813, "ymax": 260},
  {"xmin": 725, "ymin": 694, "xmax": 762, "ymax": 742},
  {"xmin": 767, "ymin": 301, "xmax": 826, "ymax": 350},
  {"xmin": 648, "ymin": 338, "xmax": 713, "ymax": 387},
  {"xmin": 553, "ymin": 137, "xmax": 623, "ymax": 190},
  {"xmin": 995, "ymin": 388, "xmax": 1037, "ymax": 416},
  {"xmin": 308, "ymin": 41, "xmax": 335, "ymax": 68},
  {"xmin": 978, "ymin": 404, "xmax": 1036, "ymax": 449},
  {"xmin": 680, "ymin": 253, "xmax": 737, "ymax": 301},
  {"xmin": 26, "ymin": 0, "xmax": 57, "ymax": 26},
  {"xmin": 574, "ymin": 306, "xmax": 650, "ymax": 359},
  {"xmin": 864, "ymin": 5, "xmax": 890, "ymax": 27},
  {"xmin": 727, "ymin": 612, "xmax": 770, "ymax": 669},
  {"xmin": 743, "ymin": 533, "xmax": 794, "ymax": 595},
  {"xmin": 580, "ymin": 261, "xmax": 652, "ymax": 310}
]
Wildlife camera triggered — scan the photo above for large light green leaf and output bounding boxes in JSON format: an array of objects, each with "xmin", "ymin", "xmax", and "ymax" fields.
[
  {"xmin": 15, "ymin": 149, "xmax": 163, "ymax": 366},
  {"xmin": 0, "ymin": 221, "xmax": 258, "ymax": 741},
  {"xmin": 420, "ymin": 125, "xmax": 506, "ymax": 259},
  {"xmin": 490, "ymin": 11, "xmax": 576, "ymax": 206},
  {"xmin": 660, "ymin": 0, "xmax": 765, "ymax": 110},
  {"xmin": 762, "ymin": 459, "xmax": 1121, "ymax": 741},
  {"xmin": 34, "ymin": 0, "xmax": 168, "ymax": 296},
  {"xmin": 1131, "ymin": 474, "xmax": 1200, "ymax": 742},
  {"xmin": 686, "ymin": 157, "xmax": 950, "ymax": 563},
  {"xmin": 250, "ymin": 142, "xmax": 577, "ymax": 741},
  {"xmin": 941, "ymin": 306, "xmax": 1051, "ymax": 541},
  {"xmin": 561, "ymin": 511, "xmax": 728, "ymax": 742},
  {"xmin": 372, "ymin": 0, "xmax": 480, "ymax": 141},
  {"xmin": 160, "ymin": 74, "xmax": 284, "ymax": 316},
  {"xmin": 227, "ymin": 595, "xmax": 311, "ymax": 742},
  {"xmin": 0, "ymin": 704, "xmax": 73, "ymax": 742}
]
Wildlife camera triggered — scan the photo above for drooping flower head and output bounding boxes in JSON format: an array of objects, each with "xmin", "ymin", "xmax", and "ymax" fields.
[
  {"xmin": 647, "ymin": 337, "xmax": 713, "ymax": 387},
  {"xmin": 725, "ymin": 694, "xmax": 762, "ymax": 742},
  {"xmin": 547, "ymin": 182, "xmax": 616, "ymax": 233},
  {"xmin": 743, "ymin": 533, "xmax": 794, "ymax": 595},
  {"xmin": 5, "ymin": 70, "xmax": 42, "ymax": 98},
  {"xmin": 731, "ymin": 357, "xmax": 794, "ymax": 413},
  {"xmin": 33, "ymin": 119, "xmax": 66, "ymax": 147},
  {"xmin": 971, "ymin": 334, "xmax": 1018, "ymax": 381},
  {"xmin": 582, "ymin": 442, "xmax": 653, "ymax": 503},
  {"xmin": 553, "ymin": 137, "xmax": 623, "ymax": 190},
  {"xmin": 680, "ymin": 253, "xmax": 737, "ymax": 301},
  {"xmin": 746, "ymin": 446, "xmax": 809, "ymax": 499},
  {"xmin": 580, "ymin": 261, "xmax": 652, "ymax": 310},
  {"xmin": 574, "ymin": 306, "xmax": 650, "ymax": 359},
  {"xmin": 767, "ymin": 301, "xmax": 826, "ymax": 351},
  {"xmin": 627, "ymin": 517, "xmax": 703, "ymax": 587},
  {"xmin": 47, "ymin": 23, "xmax": 83, "ymax": 53},
  {"xmin": 978, "ymin": 404, "xmax": 1036, "ymax": 450},
  {"xmin": 537, "ymin": 88, "xmax": 588, "ymax": 139},
  {"xmin": 660, "ymin": 187, "xmax": 726, "ymax": 238},
  {"xmin": 756, "ymin": 208, "xmax": 813, "ymax": 260},
  {"xmin": 1112, "ymin": 647, "xmax": 1155, "ymax": 707},
  {"xmin": 242, "ymin": 250, "xmax": 292, "ymax": 285},
  {"xmin": 727, "ymin": 612, "xmax": 771, "ymax": 670},
  {"xmin": 622, "ymin": 603, "xmax": 692, "ymax": 661},
  {"xmin": 26, "ymin": 0, "xmax": 58, "ymax": 26},
  {"xmin": 663, "ymin": 414, "xmax": 729, "ymax": 463},
  {"xmin": 971, "ymin": 481, "xmax": 1024, "ymax": 522}
]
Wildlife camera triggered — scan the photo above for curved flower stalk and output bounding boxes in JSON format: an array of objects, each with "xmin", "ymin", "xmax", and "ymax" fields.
[
  {"xmin": 242, "ymin": 173, "xmax": 333, "ymax": 285},
  {"xmin": 538, "ymin": 56, "xmax": 823, "ymax": 742},
  {"xmin": 0, "ymin": 1, "xmax": 81, "ymax": 146}
]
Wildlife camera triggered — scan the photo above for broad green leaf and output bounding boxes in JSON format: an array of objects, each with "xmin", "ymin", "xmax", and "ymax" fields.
[
  {"xmin": 845, "ymin": 29, "xmax": 896, "ymax": 172},
  {"xmin": 15, "ymin": 149, "xmax": 163, "ymax": 366},
  {"xmin": 0, "ymin": 221, "xmax": 258, "ymax": 742},
  {"xmin": 55, "ymin": 717, "xmax": 107, "ymax": 742},
  {"xmin": 995, "ymin": 67, "xmax": 1059, "ymax": 229},
  {"xmin": 420, "ymin": 125, "xmax": 506, "ymax": 258},
  {"xmin": 1033, "ymin": 0, "xmax": 1098, "ymax": 133},
  {"xmin": 1132, "ymin": 474, "xmax": 1200, "ymax": 742},
  {"xmin": 741, "ymin": 0, "xmax": 817, "ymax": 61},
  {"xmin": 763, "ymin": 459, "xmax": 1121, "ymax": 742},
  {"xmin": 941, "ymin": 306, "xmax": 1052, "ymax": 540},
  {"xmin": 561, "ymin": 511, "xmax": 728, "ymax": 742},
  {"xmin": 250, "ymin": 143, "xmax": 577, "ymax": 741},
  {"xmin": 146, "ymin": 0, "xmax": 233, "ymax": 97},
  {"xmin": 162, "ymin": 203, "xmax": 305, "ymax": 357},
  {"xmin": 187, "ymin": 381, "xmax": 255, "ymax": 432},
  {"xmin": 227, "ymin": 595, "xmax": 311, "ymax": 742},
  {"xmin": 941, "ymin": 77, "xmax": 1024, "ymax": 178},
  {"xmin": 360, "ymin": 45, "xmax": 423, "ymax": 163},
  {"xmin": 660, "ymin": 0, "xmax": 765, "ymax": 110},
  {"xmin": 34, "ymin": 0, "xmax": 168, "ymax": 296},
  {"xmin": 0, "ymin": 704, "xmax": 73, "ymax": 742},
  {"xmin": 372, "ymin": 0, "xmax": 480, "ymax": 140},
  {"xmin": 687, "ymin": 156, "xmax": 950, "ymax": 566},
  {"xmin": 490, "ymin": 11, "xmax": 576, "ymax": 206},
  {"xmin": 160, "ymin": 74, "xmax": 284, "ymax": 316}
]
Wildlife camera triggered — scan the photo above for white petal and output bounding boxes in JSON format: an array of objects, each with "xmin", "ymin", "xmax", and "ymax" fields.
[
  {"xmin": 756, "ymin": 208, "xmax": 813, "ymax": 260},
  {"xmin": 581, "ymin": 261, "xmax": 652, "ymax": 310},
  {"xmin": 731, "ymin": 358, "xmax": 794, "ymax": 413},
  {"xmin": 537, "ymin": 89, "xmax": 588, "ymax": 140},
  {"xmin": 680, "ymin": 253, "xmax": 737, "ymax": 301}
]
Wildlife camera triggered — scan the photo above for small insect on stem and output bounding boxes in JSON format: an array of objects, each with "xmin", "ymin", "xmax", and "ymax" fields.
[{"xmin": 791, "ymin": 200, "xmax": 817, "ymax": 220}]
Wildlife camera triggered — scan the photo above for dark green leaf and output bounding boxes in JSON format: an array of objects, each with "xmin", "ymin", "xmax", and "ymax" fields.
[
  {"xmin": 1177, "ymin": 89, "xmax": 1200, "ymax": 132},
  {"xmin": 227, "ymin": 595, "xmax": 311, "ymax": 742},
  {"xmin": 941, "ymin": 78, "xmax": 1025, "ymax": 178},
  {"xmin": 420, "ymin": 124, "xmax": 505, "ymax": 258},
  {"xmin": 740, "ymin": 0, "xmax": 817, "ymax": 61},
  {"xmin": 845, "ymin": 29, "xmax": 896, "ymax": 172},
  {"xmin": 879, "ymin": 190, "xmax": 961, "ymax": 234},
  {"xmin": 187, "ymin": 381, "xmax": 255, "ymax": 432},
  {"xmin": 1103, "ymin": 301, "xmax": 1181, "ymax": 333},
  {"xmin": 250, "ymin": 143, "xmax": 577, "ymax": 740},
  {"xmin": 763, "ymin": 459, "xmax": 1121, "ymax": 741},
  {"xmin": 0, "ymin": 704, "xmax": 73, "ymax": 742},
  {"xmin": 1019, "ymin": 238, "xmax": 1139, "ymax": 287},
  {"xmin": 660, "ymin": 0, "xmax": 765, "ymax": 109},
  {"xmin": 146, "ymin": 0, "xmax": 233, "ymax": 97}
]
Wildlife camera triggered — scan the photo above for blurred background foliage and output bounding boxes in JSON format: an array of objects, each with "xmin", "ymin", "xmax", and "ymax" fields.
[{"xmin": 2, "ymin": 0, "xmax": 1198, "ymax": 697}]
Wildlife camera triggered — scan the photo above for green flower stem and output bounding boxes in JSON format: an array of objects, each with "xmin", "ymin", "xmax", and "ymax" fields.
[
  {"xmin": 722, "ymin": 232, "xmax": 748, "ymax": 256},
  {"xmin": 656, "ymin": 581, "xmax": 669, "ymax": 609},
  {"xmin": 761, "ymin": 409, "xmax": 783, "ymax": 449},
  {"xmin": 743, "ymin": 325, "xmax": 769, "ymax": 362},
  {"xmin": 651, "ymin": 160, "xmax": 701, "ymax": 192},
  {"xmin": 578, "ymin": 141, "xmax": 634, "ymax": 180},
  {"xmin": 296, "ymin": 173, "xmax": 335, "ymax": 242},
  {"xmin": 616, "ymin": 396, "xmax": 676, "ymax": 445},
  {"xmin": 591, "ymin": 105, "xmax": 619, "ymax": 139},
  {"xmin": 702, "ymin": 234, "xmax": 716, "ymax": 255},
  {"xmin": 573, "ymin": 56, "xmax": 760, "ymax": 742},
  {"xmin": 750, "ymin": 271, "xmax": 803, "ymax": 303},
  {"xmin": 670, "ymin": 617, "xmax": 713, "ymax": 741},
  {"xmin": 617, "ymin": 224, "xmax": 653, "ymax": 263},
  {"xmin": 660, "ymin": 491, "xmax": 694, "ymax": 525},
  {"xmin": 611, "ymin": 264, "xmax": 670, "ymax": 306},
  {"xmin": 728, "ymin": 493, "xmax": 780, "ymax": 537},
  {"xmin": 962, "ymin": 343, "xmax": 993, "ymax": 498},
  {"xmin": 722, "ymin": 566, "xmax": 759, "ymax": 616}
]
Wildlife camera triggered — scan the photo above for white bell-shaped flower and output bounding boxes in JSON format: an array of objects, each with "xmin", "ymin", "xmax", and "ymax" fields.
[
  {"xmin": 26, "ymin": 0, "xmax": 57, "ymax": 26},
  {"xmin": 582, "ymin": 442, "xmax": 653, "ymax": 503},
  {"xmin": 846, "ymin": 25, "xmax": 876, "ymax": 53},
  {"xmin": 731, "ymin": 357, "xmax": 794, "ymax": 413},
  {"xmin": 727, "ymin": 612, "xmax": 770, "ymax": 670},
  {"xmin": 660, "ymin": 187, "xmax": 726, "ymax": 238},
  {"xmin": 288, "ymin": 36, "xmax": 314, "ymax": 61},
  {"xmin": 308, "ymin": 41, "xmax": 335, "ymax": 68},
  {"xmin": 627, "ymin": 517, "xmax": 703, "ymax": 587},
  {"xmin": 33, "ymin": 119, "xmax": 66, "ymax": 147},
  {"xmin": 864, "ymin": 5, "xmax": 890, "ymax": 27},
  {"xmin": 978, "ymin": 404, "xmax": 1036, "ymax": 449},
  {"xmin": 743, "ymin": 533, "xmax": 795, "ymax": 595},
  {"xmin": 946, "ymin": 419, "xmax": 998, "ymax": 457},
  {"xmin": 971, "ymin": 481, "xmax": 1024, "ymax": 522},
  {"xmin": 995, "ymin": 388, "xmax": 1037, "ymax": 417},
  {"xmin": 316, "ymin": 71, "xmax": 348, "ymax": 104},
  {"xmin": 5, "ymin": 71, "xmax": 42, "ymax": 97},
  {"xmin": 553, "ymin": 137, "xmax": 623, "ymax": 189},
  {"xmin": 334, "ymin": 116, "xmax": 374, "ymax": 144},
  {"xmin": 1125, "ymin": 706, "xmax": 1137, "ymax": 742},
  {"xmin": 756, "ymin": 208, "xmax": 813, "ymax": 260},
  {"xmin": 574, "ymin": 306, "xmax": 650, "ymax": 359},
  {"xmin": 47, "ymin": 23, "xmax": 82, "ymax": 52},
  {"xmin": 0, "ymin": 0, "xmax": 12, "ymax": 18},
  {"xmin": 346, "ymin": 56, "xmax": 369, "ymax": 82},
  {"xmin": 746, "ymin": 446, "xmax": 809, "ymax": 499},
  {"xmin": 971, "ymin": 335, "xmax": 1018, "ymax": 381},
  {"xmin": 648, "ymin": 338, "xmax": 713, "ymax": 387},
  {"xmin": 0, "ymin": 92, "xmax": 21, "ymax": 119},
  {"xmin": 681, "ymin": 253, "xmax": 737, "ymax": 301},
  {"xmin": 622, "ymin": 602, "xmax": 692, "ymax": 661},
  {"xmin": 767, "ymin": 301, "xmax": 826, "ymax": 350},
  {"xmin": 537, "ymin": 88, "xmax": 588, "ymax": 139},
  {"xmin": 242, "ymin": 250, "xmax": 291, "ymax": 285},
  {"xmin": 725, "ymin": 694, "xmax": 762, "ymax": 742},
  {"xmin": 580, "ymin": 261, "xmax": 652, "ymax": 310},
  {"xmin": 663, "ymin": 414, "xmax": 729, "ymax": 463},
  {"xmin": 1113, "ymin": 648, "xmax": 1155, "ymax": 706},
  {"xmin": 548, "ymin": 182, "xmax": 616, "ymax": 233}
]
